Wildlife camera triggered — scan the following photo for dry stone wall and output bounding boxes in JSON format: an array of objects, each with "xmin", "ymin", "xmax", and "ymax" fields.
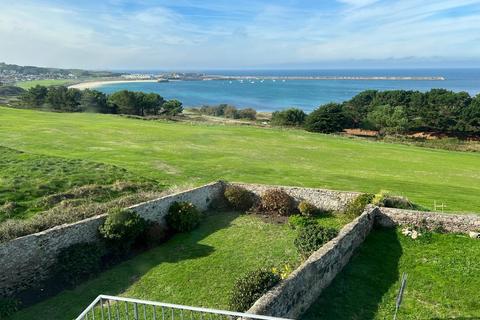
[
  {"xmin": 0, "ymin": 181, "xmax": 224, "ymax": 297},
  {"xmin": 247, "ymin": 206, "xmax": 379, "ymax": 318},
  {"xmin": 230, "ymin": 182, "xmax": 361, "ymax": 212},
  {"xmin": 376, "ymin": 207, "xmax": 480, "ymax": 233}
]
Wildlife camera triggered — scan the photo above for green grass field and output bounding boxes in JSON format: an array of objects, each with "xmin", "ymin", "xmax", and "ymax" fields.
[
  {"xmin": 1, "ymin": 107, "xmax": 479, "ymax": 213},
  {"xmin": 11, "ymin": 212, "xmax": 304, "ymax": 320},
  {"xmin": 15, "ymin": 79, "xmax": 77, "ymax": 89},
  {"xmin": 0, "ymin": 146, "xmax": 157, "ymax": 221},
  {"xmin": 302, "ymin": 228, "xmax": 480, "ymax": 319}
]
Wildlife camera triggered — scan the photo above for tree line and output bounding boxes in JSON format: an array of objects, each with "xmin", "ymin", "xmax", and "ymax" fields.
[
  {"xmin": 273, "ymin": 89, "xmax": 480, "ymax": 135},
  {"xmin": 21, "ymin": 85, "xmax": 183, "ymax": 116}
]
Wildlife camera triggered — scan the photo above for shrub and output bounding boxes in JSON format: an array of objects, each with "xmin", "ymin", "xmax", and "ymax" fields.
[
  {"xmin": 373, "ymin": 190, "xmax": 415, "ymax": 209},
  {"xmin": 224, "ymin": 185, "xmax": 255, "ymax": 211},
  {"xmin": 138, "ymin": 221, "xmax": 169, "ymax": 246},
  {"xmin": 294, "ymin": 224, "xmax": 338, "ymax": 257},
  {"xmin": 56, "ymin": 242, "xmax": 102, "ymax": 285},
  {"xmin": 99, "ymin": 208, "xmax": 147, "ymax": 248},
  {"xmin": 238, "ymin": 108, "xmax": 257, "ymax": 120},
  {"xmin": 0, "ymin": 298, "xmax": 19, "ymax": 318},
  {"xmin": 305, "ymin": 103, "xmax": 351, "ymax": 133},
  {"xmin": 166, "ymin": 202, "xmax": 201, "ymax": 232},
  {"xmin": 298, "ymin": 201, "xmax": 317, "ymax": 217},
  {"xmin": 260, "ymin": 189, "xmax": 295, "ymax": 216},
  {"xmin": 228, "ymin": 268, "xmax": 280, "ymax": 312},
  {"xmin": 271, "ymin": 108, "xmax": 306, "ymax": 126},
  {"xmin": 288, "ymin": 214, "xmax": 316, "ymax": 229},
  {"xmin": 224, "ymin": 106, "xmax": 239, "ymax": 119},
  {"xmin": 344, "ymin": 193, "xmax": 374, "ymax": 217}
]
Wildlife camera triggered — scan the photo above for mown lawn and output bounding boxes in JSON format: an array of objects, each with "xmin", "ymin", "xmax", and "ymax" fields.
[
  {"xmin": 0, "ymin": 146, "xmax": 156, "ymax": 221},
  {"xmin": 11, "ymin": 212, "xmax": 311, "ymax": 320},
  {"xmin": 302, "ymin": 228, "xmax": 480, "ymax": 319},
  {"xmin": 1, "ymin": 107, "xmax": 480, "ymax": 213},
  {"xmin": 15, "ymin": 79, "xmax": 77, "ymax": 89}
]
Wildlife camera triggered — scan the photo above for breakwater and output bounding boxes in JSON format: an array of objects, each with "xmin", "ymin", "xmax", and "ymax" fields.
[{"xmin": 202, "ymin": 75, "xmax": 446, "ymax": 81}]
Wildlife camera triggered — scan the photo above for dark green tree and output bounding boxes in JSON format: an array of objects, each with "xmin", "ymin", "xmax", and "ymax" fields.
[
  {"xmin": 161, "ymin": 99, "xmax": 183, "ymax": 116},
  {"xmin": 271, "ymin": 108, "xmax": 306, "ymax": 126},
  {"xmin": 305, "ymin": 103, "xmax": 351, "ymax": 133},
  {"xmin": 22, "ymin": 85, "xmax": 48, "ymax": 107}
]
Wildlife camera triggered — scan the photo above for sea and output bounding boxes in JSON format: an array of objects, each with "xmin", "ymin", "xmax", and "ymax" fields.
[{"xmin": 97, "ymin": 69, "xmax": 480, "ymax": 112}]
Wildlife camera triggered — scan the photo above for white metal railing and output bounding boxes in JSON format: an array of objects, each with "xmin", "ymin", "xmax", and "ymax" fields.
[{"xmin": 75, "ymin": 295, "xmax": 293, "ymax": 320}]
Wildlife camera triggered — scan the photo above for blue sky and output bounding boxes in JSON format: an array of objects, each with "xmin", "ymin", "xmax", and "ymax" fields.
[{"xmin": 1, "ymin": 0, "xmax": 480, "ymax": 69}]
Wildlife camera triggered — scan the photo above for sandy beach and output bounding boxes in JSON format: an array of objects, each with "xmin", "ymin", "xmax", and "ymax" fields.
[{"xmin": 68, "ymin": 79, "xmax": 158, "ymax": 90}]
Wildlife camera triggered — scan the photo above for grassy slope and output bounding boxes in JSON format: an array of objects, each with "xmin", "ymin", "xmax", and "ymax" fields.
[
  {"xmin": 12, "ymin": 213, "xmax": 303, "ymax": 320},
  {"xmin": 15, "ymin": 79, "xmax": 77, "ymax": 89},
  {"xmin": 1, "ymin": 107, "xmax": 480, "ymax": 213},
  {"xmin": 302, "ymin": 228, "xmax": 480, "ymax": 319},
  {"xmin": 0, "ymin": 146, "xmax": 155, "ymax": 220}
]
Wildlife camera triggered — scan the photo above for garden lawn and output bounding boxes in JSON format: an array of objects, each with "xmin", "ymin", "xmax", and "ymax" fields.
[
  {"xmin": 1, "ymin": 107, "xmax": 480, "ymax": 213},
  {"xmin": 302, "ymin": 228, "xmax": 480, "ymax": 319},
  {"xmin": 11, "ymin": 212, "xmax": 347, "ymax": 320}
]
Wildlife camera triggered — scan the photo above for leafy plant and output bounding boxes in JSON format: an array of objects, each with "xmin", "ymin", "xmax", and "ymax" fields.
[
  {"xmin": 344, "ymin": 193, "xmax": 374, "ymax": 217},
  {"xmin": 373, "ymin": 190, "xmax": 416, "ymax": 209},
  {"xmin": 228, "ymin": 268, "xmax": 280, "ymax": 312},
  {"xmin": 140, "ymin": 221, "xmax": 169, "ymax": 246},
  {"xmin": 260, "ymin": 189, "xmax": 295, "ymax": 216},
  {"xmin": 166, "ymin": 201, "xmax": 201, "ymax": 232},
  {"xmin": 0, "ymin": 298, "xmax": 19, "ymax": 318},
  {"xmin": 271, "ymin": 108, "xmax": 306, "ymax": 126},
  {"xmin": 294, "ymin": 224, "xmax": 338, "ymax": 257},
  {"xmin": 55, "ymin": 242, "xmax": 102, "ymax": 285},
  {"xmin": 224, "ymin": 185, "xmax": 255, "ymax": 211},
  {"xmin": 298, "ymin": 200, "xmax": 317, "ymax": 216},
  {"xmin": 99, "ymin": 208, "xmax": 147, "ymax": 249},
  {"xmin": 288, "ymin": 214, "xmax": 315, "ymax": 229}
]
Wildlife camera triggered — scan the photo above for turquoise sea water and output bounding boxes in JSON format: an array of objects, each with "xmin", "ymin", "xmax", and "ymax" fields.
[{"xmin": 98, "ymin": 69, "xmax": 480, "ymax": 112}]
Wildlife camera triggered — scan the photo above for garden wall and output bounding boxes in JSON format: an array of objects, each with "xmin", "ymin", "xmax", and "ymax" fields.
[
  {"xmin": 375, "ymin": 207, "xmax": 480, "ymax": 233},
  {"xmin": 230, "ymin": 183, "xmax": 361, "ymax": 212},
  {"xmin": 0, "ymin": 181, "xmax": 224, "ymax": 297},
  {"xmin": 247, "ymin": 206, "xmax": 379, "ymax": 318}
]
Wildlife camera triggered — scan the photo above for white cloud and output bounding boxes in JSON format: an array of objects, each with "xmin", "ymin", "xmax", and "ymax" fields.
[{"xmin": 0, "ymin": 0, "xmax": 479, "ymax": 68}]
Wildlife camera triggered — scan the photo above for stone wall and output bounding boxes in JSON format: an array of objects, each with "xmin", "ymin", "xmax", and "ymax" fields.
[
  {"xmin": 0, "ymin": 181, "xmax": 224, "ymax": 297},
  {"xmin": 230, "ymin": 182, "xmax": 361, "ymax": 212},
  {"xmin": 247, "ymin": 206, "xmax": 379, "ymax": 319},
  {"xmin": 375, "ymin": 207, "xmax": 480, "ymax": 233}
]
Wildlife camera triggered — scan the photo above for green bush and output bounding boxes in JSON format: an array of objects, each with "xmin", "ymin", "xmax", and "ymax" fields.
[
  {"xmin": 140, "ymin": 221, "xmax": 169, "ymax": 245},
  {"xmin": 298, "ymin": 200, "xmax": 317, "ymax": 216},
  {"xmin": 344, "ymin": 193, "xmax": 374, "ymax": 217},
  {"xmin": 224, "ymin": 185, "xmax": 255, "ymax": 211},
  {"xmin": 271, "ymin": 108, "xmax": 306, "ymax": 126},
  {"xmin": 238, "ymin": 108, "xmax": 257, "ymax": 120},
  {"xmin": 260, "ymin": 189, "xmax": 295, "ymax": 216},
  {"xmin": 305, "ymin": 103, "xmax": 352, "ymax": 133},
  {"xmin": 373, "ymin": 190, "xmax": 416, "ymax": 209},
  {"xmin": 166, "ymin": 201, "xmax": 201, "ymax": 232},
  {"xmin": 0, "ymin": 298, "xmax": 19, "ymax": 318},
  {"xmin": 99, "ymin": 208, "xmax": 147, "ymax": 247},
  {"xmin": 56, "ymin": 242, "xmax": 102, "ymax": 285},
  {"xmin": 294, "ymin": 224, "xmax": 338, "ymax": 257},
  {"xmin": 288, "ymin": 214, "xmax": 316, "ymax": 229},
  {"xmin": 228, "ymin": 268, "xmax": 280, "ymax": 312}
]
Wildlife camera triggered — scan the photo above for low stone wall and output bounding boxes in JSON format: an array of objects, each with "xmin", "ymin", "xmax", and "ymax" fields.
[
  {"xmin": 230, "ymin": 182, "xmax": 361, "ymax": 212},
  {"xmin": 0, "ymin": 181, "xmax": 224, "ymax": 297},
  {"xmin": 247, "ymin": 206, "xmax": 379, "ymax": 318},
  {"xmin": 376, "ymin": 207, "xmax": 480, "ymax": 233}
]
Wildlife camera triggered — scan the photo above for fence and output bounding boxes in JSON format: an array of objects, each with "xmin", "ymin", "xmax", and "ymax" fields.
[{"xmin": 75, "ymin": 295, "xmax": 292, "ymax": 320}]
